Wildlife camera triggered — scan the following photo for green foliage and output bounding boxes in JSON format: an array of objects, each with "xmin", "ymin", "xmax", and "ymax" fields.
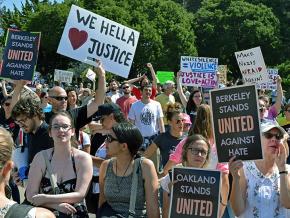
[{"xmin": 194, "ymin": 0, "xmax": 280, "ymax": 78}]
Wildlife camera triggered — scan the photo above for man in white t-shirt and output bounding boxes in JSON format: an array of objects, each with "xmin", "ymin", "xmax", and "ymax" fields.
[{"xmin": 128, "ymin": 84, "xmax": 165, "ymax": 150}]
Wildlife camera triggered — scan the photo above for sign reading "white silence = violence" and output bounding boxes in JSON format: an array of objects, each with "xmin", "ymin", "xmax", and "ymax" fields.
[
  {"xmin": 57, "ymin": 5, "xmax": 140, "ymax": 78},
  {"xmin": 210, "ymin": 84, "xmax": 263, "ymax": 162}
]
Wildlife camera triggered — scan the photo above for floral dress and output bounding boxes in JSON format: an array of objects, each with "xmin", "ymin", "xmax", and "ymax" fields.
[{"xmin": 239, "ymin": 161, "xmax": 290, "ymax": 218}]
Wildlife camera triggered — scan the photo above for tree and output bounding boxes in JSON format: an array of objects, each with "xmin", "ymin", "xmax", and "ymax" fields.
[{"xmin": 194, "ymin": 0, "xmax": 280, "ymax": 78}]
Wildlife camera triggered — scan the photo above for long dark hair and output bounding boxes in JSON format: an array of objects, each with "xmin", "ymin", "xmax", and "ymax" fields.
[
  {"xmin": 112, "ymin": 122, "xmax": 143, "ymax": 157},
  {"xmin": 186, "ymin": 89, "xmax": 203, "ymax": 114}
]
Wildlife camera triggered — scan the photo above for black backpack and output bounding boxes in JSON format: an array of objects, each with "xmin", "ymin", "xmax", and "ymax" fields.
[{"xmin": 4, "ymin": 203, "xmax": 34, "ymax": 218}]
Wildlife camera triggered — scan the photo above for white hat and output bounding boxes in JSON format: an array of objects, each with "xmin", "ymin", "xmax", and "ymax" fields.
[{"xmin": 260, "ymin": 119, "xmax": 286, "ymax": 135}]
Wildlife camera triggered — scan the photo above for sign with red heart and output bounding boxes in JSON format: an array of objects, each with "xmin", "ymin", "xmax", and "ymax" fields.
[
  {"xmin": 235, "ymin": 47, "xmax": 268, "ymax": 85},
  {"xmin": 57, "ymin": 5, "xmax": 140, "ymax": 78}
]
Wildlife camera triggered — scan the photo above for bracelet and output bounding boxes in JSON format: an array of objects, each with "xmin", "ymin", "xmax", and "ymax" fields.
[{"xmin": 279, "ymin": 171, "xmax": 288, "ymax": 175}]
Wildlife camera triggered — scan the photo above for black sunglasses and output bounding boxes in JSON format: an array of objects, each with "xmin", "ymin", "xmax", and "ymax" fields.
[
  {"xmin": 105, "ymin": 135, "xmax": 119, "ymax": 143},
  {"xmin": 263, "ymin": 132, "xmax": 283, "ymax": 140},
  {"xmin": 51, "ymin": 96, "xmax": 68, "ymax": 101}
]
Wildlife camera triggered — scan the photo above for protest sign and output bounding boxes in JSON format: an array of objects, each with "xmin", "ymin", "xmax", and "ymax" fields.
[
  {"xmin": 210, "ymin": 85, "xmax": 262, "ymax": 162},
  {"xmin": 86, "ymin": 68, "xmax": 96, "ymax": 81},
  {"xmin": 54, "ymin": 69, "xmax": 74, "ymax": 84},
  {"xmin": 0, "ymin": 29, "xmax": 41, "ymax": 81},
  {"xmin": 169, "ymin": 167, "xmax": 221, "ymax": 218},
  {"xmin": 235, "ymin": 47, "xmax": 268, "ymax": 85},
  {"xmin": 257, "ymin": 68, "xmax": 278, "ymax": 90},
  {"xmin": 156, "ymin": 71, "xmax": 175, "ymax": 84},
  {"xmin": 217, "ymin": 65, "xmax": 227, "ymax": 85},
  {"xmin": 57, "ymin": 5, "xmax": 140, "ymax": 78},
  {"xmin": 180, "ymin": 56, "xmax": 218, "ymax": 88}
]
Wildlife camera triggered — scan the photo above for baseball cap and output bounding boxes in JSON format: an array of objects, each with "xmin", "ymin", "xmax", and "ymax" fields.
[
  {"xmin": 260, "ymin": 119, "xmax": 286, "ymax": 135},
  {"xmin": 93, "ymin": 103, "xmax": 121, "ymax": 120},
  {"xmin": 182, "ymin": 113, "xmax": 192, "ymax": 125}
]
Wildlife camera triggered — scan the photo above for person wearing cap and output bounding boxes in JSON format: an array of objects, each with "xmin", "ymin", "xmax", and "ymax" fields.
[
  {"xmin": 155, "ymin": 80, "xmax": 176, "ymax": 128},
  {"xmin": 181, "ymin": 113, "xmax": 192, "ymax": 136},
  {"xmin": 229, "ymin": 120, "xmax": 290, "ymax": 217}
]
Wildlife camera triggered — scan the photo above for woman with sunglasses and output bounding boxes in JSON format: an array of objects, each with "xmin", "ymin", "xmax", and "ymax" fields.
[
  {"xmin": 160, "ymin": 134, "xmax": 212, "ymax": 218},
  {"xmin": 229, "ymin": 120, "xmax": 290, "ymax": 217},
  {"xmin": 26, "ymin": 111, "xmax": 93, "ymax": 217},
  {"xmin": 143, "ymin": 104, "xmax": 185, "ymax": 173},
  {"xmin": 98, "ymin": 122, "xmax": 159, "ymax": 218},
  {"xmin": 176, "ymin": 71, "xmax": 204, "ymax": 124}
]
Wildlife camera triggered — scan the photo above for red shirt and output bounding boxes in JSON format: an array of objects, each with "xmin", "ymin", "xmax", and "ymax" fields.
[{"xmin": 116, "ymin": 95, "xmax": 138, "ymax": 119}]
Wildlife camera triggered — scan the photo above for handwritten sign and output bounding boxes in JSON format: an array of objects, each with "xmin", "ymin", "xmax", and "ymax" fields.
[
  {"xmin": 235, "ymin": 47, "xmax": 268, "ymax": 85},
  {"xmin": 157, "ymin": 71, "xmax": 175, "ymax": 84},
  {"xmin": 180, "ymin": 56, "xmax": 218, "ymax": 88},
  {"xmin": 217, "ymin": 65, "xmax": 227, "ymax": 85},
  {"xmin": 54, "ymin": 69, "xmax": 74, "ymax": 83},
  {"xmin": 210, "ymin": 85, "xmax": 262, "ymax": 162},
  {"xmin": 57, "ymin": 5, "xmax": 140, "ymax": 78},
  {"xmin": 257, "ymin": 68, "xmax": 278, "ymax": 90},
  {"xmin": 169, "ymin": 167, "xmax": 221, "ymax": 218},
  {"xmin": 0, "ymin": 29, "xmax": 41, "ymax": 81},
  {"xmin": 86, "ymin": 68, "xmax": 96, "ymax": 81}
]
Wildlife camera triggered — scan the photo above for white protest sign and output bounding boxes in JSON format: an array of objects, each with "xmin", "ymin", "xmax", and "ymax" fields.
[
  {"xmin": 57, "ymin": 5, "xmax": 140, "ymax": 78},
  {"xmin": 257, "ymin": 68, "xmax": 278, "ymax": 90},
  {"xmin": 180, "ymin": 56, "xmax": 218, "ymax": 88},
  {"xmin": 86, "ymin": 68, "xmax": 96, "ymax": 81},
  {"xmin": 54, "ymin": 69, "xmax": 74, "ymax": 83},
  {"xmin": 235, "ymin": 46, "xmax": 268, "ymax": 85}
]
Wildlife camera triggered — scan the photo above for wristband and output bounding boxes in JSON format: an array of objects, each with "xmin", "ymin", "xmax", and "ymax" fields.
[{"xmin": 279, "ymin": 171, "xmax": 288, "ymax": 175}]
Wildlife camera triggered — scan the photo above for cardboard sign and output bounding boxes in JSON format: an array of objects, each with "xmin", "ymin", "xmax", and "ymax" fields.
[
  {"xmin": 86, "ymin": 68, "xmax": 96, "ymax": 81},
  {"xmin": 156, "ymin": 71, "xmax": 175, "ymax": 84},
  {"xmin": 169, "ymin": 167, "xmax": 221, "ymax": 218},
  {"xmin": 257, "ymin": 68, "xmax": 278, "ymax": 90},
  {"xmin": 235, "ymin": 47, "xmax": 268, "ymax": 85},
  {"xmin": 57, "ymin": 5, "xmax": 140, "ymax": 78},
  {"xmin": 54, "ymin": 69, "xmax": 74, "ymax": 83},
  {"xmin": 217, "ymin": 65, "xmax": 227, "ymax": 85},
  {"xmin": 180, "ymin": 56, "xmax": 218, "ymax": 88},
  {"xmin": 210, "ymin": 85, "xmax": 262, "ymax": 162},
  {"xmin": 0, "ymin": 29, "xmax": 41, "ymax": 81}
]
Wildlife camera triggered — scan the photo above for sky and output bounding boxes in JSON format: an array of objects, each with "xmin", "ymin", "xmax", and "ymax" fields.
[{"xmin": 1, "ymin": 0, "xmax": 63, "ymax": 11}]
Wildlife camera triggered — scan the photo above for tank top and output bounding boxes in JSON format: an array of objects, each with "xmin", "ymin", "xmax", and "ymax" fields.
[{"xmin": 104, "ymin": 158, "xmax": 147, "ymax": 217}]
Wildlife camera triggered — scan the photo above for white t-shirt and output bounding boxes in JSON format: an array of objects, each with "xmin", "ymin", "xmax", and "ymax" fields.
[
  {"xmin": 128, "ymin": 100, "xmax": 164, "ymax": 137},
  {"xmin": 106, "ymin": 91, "xmax": 123, "ymax": 103}
]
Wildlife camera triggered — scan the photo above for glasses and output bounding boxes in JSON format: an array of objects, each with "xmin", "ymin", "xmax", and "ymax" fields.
[
  {"xmin": 105, "ymin": 135, "xmax": 119, "ymax": 143},
  {"xmin": 51, "ymin": 124, "xmax": 71, "ymax": 131},
  {"xmin": 122, "ymin": 86, "xmax": 130, "ymax": 89},
  {"xmin": 187, "ymin": 148, "xmax": 208, "ymax": 157},
  {"xmin": 175, "ymin": 119, "xmax": 185, "ymax": 124},
  {"xmin": 50, "ymin": 96, "xmax": 68, "ymax": 101},
  {"xmin": 263, "ymin": 132, "xmax": 283, "ymax": 140},
  {"xmin": 15, "ymin": 117, "xmax": 29, "ymax": 125},
  {"xmin": 4, "ymin": 102, "xmax": 10, "ymax": 107}
]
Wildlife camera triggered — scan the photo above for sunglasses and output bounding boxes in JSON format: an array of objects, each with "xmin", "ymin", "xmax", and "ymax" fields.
[
  {"xmin": 50, "ymin": 96, "xmax": 68, "ymax": 101},
  {"xmin": 187, "ymin": 148, "xmax": 208, "ymax": 157},
  {"xmin": 122, "ymin": 86, "xmax": 130, "ymax": 89},
  {"xmin": 4, "ymin": 102, "xmax": 10, "ymax": 107},
  {"xmin": 263, "ymin": 132, "xmax": 283, "ymax": 140},
  {"xmin": 51, "ymin": 124, "xmax": 71, "ymax": 131},
  {"xmin": 105, "ymin": 134, "xmax": 119, "ymax": 143}
]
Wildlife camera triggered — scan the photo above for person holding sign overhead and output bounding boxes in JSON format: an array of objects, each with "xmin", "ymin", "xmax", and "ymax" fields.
[{"xmin": 229, "ymin": 120, "xmax": 290, "ymax": 217}]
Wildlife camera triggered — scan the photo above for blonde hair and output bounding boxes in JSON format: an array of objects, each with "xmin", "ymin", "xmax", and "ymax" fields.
[{"xmin": 0, "ymin": 128, "xmax": 13, "ymax": 169}]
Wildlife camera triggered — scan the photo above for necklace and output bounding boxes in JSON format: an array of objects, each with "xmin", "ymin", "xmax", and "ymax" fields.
[{"xmin": 115, "ymin": 158, "xmax": 133, "ymax": 193}]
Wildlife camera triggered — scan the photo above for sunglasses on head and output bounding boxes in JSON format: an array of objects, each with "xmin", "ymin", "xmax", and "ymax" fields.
[
  {"xmin": 263, "ymin": 132, "xmax": 283, "ymax": 140},
  {"xmin": 51, "ymin": 96, "xmax": 68, "ymax": 101}
]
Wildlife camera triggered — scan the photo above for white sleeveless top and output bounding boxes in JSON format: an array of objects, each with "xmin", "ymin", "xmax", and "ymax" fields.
[{"xmin": 239, "ymin": 161, "xmax": 290, "ymax": 218}]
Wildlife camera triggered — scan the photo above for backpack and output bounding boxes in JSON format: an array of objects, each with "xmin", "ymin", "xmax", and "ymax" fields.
[{"xmin": 4, "ymin": 203, "xmax": 34, "ymax": 218}]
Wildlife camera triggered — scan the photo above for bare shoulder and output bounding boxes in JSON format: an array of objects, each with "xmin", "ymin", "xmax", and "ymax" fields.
[
  {"xmin": 72, "ymin": 148, "xmax": 91, "ymax": 161},
  {"xmin": 140, "ymin": 158, "xmax": 155, "ymax": 172}
]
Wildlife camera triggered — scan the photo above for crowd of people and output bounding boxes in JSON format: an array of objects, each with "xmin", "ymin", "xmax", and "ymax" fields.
[{"xmin": 0, "ymin": 61, "xmax": 289, "ymax": 218}]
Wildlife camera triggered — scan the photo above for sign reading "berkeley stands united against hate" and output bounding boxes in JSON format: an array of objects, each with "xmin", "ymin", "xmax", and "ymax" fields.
[
  {"xmin": 235, "ymin": 46, "xmax": 268, "ymax": 85},
  {"xmin": 210, "ymin": 85, "xmax": 263, "ymax": 162},
  {"xmin": 180, "ymin": 56, "xmax": 218, "ymax": 88},
  {"xmin": 0, "ymin": 29, "xmax": 41, "ymax": 81},
  {"xmin": 169, "ymin": 167, "xmax": 221, "ymax": 218},
  {"xmin": 57, "ymin": 5, "xmax": 140, "ymax": 78}
]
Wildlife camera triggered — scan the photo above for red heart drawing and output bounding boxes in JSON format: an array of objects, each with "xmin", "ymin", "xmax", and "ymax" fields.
[
  {"xmin": 68, "ymin": 28, "xmax": 88, "ymax": 50},
  {"xmin": 258, "ymin": 67, "xmax": 262, "ymax": 72}
]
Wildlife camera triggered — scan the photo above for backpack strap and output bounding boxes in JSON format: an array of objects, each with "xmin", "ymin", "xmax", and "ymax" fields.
[
  {"xmin": 128, "ymin": 157, "xmax": 143, "ymax": 218},
  {"xmin": 5, "ymin": 203, "xmax": 34, "ymax": 218}
]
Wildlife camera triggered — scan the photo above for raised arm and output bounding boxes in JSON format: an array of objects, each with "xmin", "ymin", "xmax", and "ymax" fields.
[
  {"xmin": 147, "ymin": 63, "xmax": 157, "ymax": 89},
  {"xmin": 125, "ymin": 74, "xmax": 145, "ymax": 85},
  {"xmin": 87, "ymin": 60, "xmax": 106, "ymax": 118},
  {"xmin": 176, "ymin": 71, "xmax": 188, "ymax": 108},
  {"xmin": 273, "ymin": 76, "xmax": 283, "ymax": 114},
  {"xmin": 1, "ymin": 80, "xmax": 10, "ymax": 97}
]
